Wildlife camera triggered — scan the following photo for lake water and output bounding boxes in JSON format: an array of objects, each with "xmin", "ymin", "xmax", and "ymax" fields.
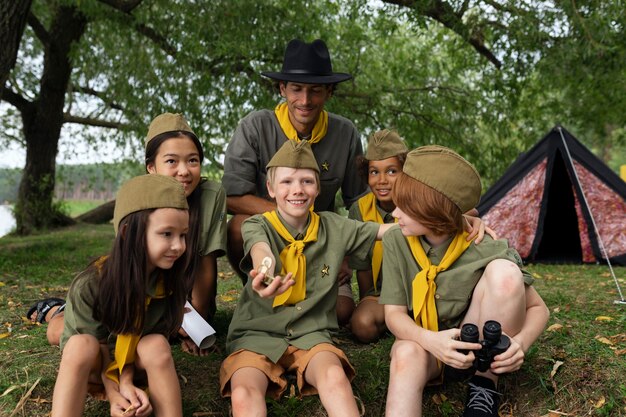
[{"xmin": 0, "ymin": 205, "xmax": 16, "ymax": 237}]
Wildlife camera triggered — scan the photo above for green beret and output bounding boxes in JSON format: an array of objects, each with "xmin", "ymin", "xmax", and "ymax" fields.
[
  {"xmin": 145, "ymin": 113, "xmax": 195, "ymax": 147},
  {"xmin": 266, "ymin": 140, "xmax": 319, "ymax": 173},
  {"xmin": 403, "ymin": 145, "xmax": 481, "ymax": 213},
  {"xmin": 365, "ymin": 129, "xmax": 408, "ymax": 161},
  {"xmin": 113, "ymin": 174, "xmax": 188, "ymax": 235}
]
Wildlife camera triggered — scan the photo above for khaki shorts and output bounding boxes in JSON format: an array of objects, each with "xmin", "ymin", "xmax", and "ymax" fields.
[
  {"xmin": 338, "ymin": 281, "xmax": 354, "ymax": 299},
  {"xmin": 220, "ymin": 343, "xmax": 355, "ymax": 400}
]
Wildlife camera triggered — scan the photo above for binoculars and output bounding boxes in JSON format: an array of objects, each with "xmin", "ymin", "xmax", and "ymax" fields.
[{"xmin": 459, "ymin": 320, "xmax": 510, "ymax": 372}]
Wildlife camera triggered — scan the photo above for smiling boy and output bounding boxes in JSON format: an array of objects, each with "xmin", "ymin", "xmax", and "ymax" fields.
[{"xmin": 220, "ymin": 140, "xmax": 393, "ymax": 417}]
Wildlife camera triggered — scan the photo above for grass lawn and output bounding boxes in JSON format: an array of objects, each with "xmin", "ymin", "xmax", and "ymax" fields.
[{"xmin": 1, "ymin": 223, "xmax": 625, "ymax": 416}]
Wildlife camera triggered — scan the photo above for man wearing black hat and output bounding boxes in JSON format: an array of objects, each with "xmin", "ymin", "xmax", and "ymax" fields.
[{"xmin": 223, "ymin": 39, "xmax": 367, "ymax": 322}]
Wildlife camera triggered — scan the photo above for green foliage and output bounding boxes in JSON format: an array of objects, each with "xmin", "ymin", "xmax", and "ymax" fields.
[{"xmin": 2, "ymin": 0, "xmax": 625, "ymax": 230}]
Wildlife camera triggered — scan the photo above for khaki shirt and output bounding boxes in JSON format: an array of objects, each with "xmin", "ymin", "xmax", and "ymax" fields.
[
  {"xmin": 197, "ymin": 179, "xmax": 227, "ymax": 257},
  {"xmin": 60, "ymin": 264, "xmax": 170, "ymax": 352},
  {"xmin": 222, "ymin": 109, "xmax": 366, "ymax": 211},
  {"xmin": 347, "ymin": 193, "xmax": 395, "ymax": 295},
  {"xmin": 226, "ymin": 212, "xmax": 379, "ymax": 362},
  {"xmin": 379, "ymin": 227, "xmax": 534, "ymax": 330}
]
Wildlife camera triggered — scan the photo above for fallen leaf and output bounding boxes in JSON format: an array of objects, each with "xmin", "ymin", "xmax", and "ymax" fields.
[
  {"xmin": 595, "ymin": 316, "xmax": 613, "ymax": 321},
  {"xmin": 594, "ymin": 396, "xmax": 606, "ymax": 408},
  {"xmin": 594, "ymin": 336, "xmax": 614, "ymax": 345},
  {"xmin": 550, "ymin": 360, "xmax": 564, "ymax": 379},
  {"xmin": 614, "ymin": 348, "xmax": 626, "ymax": 356},
  {"xmin": 546, "ymin": 323, "xmax": 563, "ymax": 332},
  {"xmin": 0, "ymin": 282, "xmax": 5, "ymax": 287},
  {"xmin": 219, "ymin": 295, "xmax": 236, "ymax": 302},
  {"xmin": 0, "ymin": 333, "xmax": 10, "ymax": 339},
  {"xmin": 552, "ymin": 307, "xmax": 560, "ymax": 313}
]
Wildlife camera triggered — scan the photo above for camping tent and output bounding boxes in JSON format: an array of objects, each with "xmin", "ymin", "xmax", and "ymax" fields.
[{"xmin": 477, "ymin": 125, "xmax": 626, "ymax": 266}]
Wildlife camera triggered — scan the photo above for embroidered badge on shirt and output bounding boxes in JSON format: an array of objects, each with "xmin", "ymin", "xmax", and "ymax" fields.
[
  {"xmin": 321, "ymin": 161, "xmax": 330, "ymax": 172},
  {"xmin": 321, "ymin": 264, "xmax": 330, "ymax": 277}
]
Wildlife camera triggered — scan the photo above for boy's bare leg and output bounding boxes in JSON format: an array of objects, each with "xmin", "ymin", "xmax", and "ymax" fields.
[
  {"xmin": 305, "ymin": 351, "xmax": 359, "ymax": 417},
  {"xmin": 385, "ymin": 339, "xmax": 439, "ymax": 417},
  {"xmin": 230, "ymin": 367, "xmax": 269, "ymax": 417},
  {"xmin": 462, "ymin": 259, "xmax": 526, "ymax": 382},
  {"xmin": 136, "ymin": 334, "xmax": 182, "ymax": 417}
]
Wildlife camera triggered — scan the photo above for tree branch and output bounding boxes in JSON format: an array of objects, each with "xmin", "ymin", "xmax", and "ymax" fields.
[
  {"xmin": 26, "ymin": 12, "xmax": 50, "ymax": 47},
  {"xmin": 97, "ymin": 0, "xmax": 143, "ymax": 13},
  {"xmin": 74, "ymin": 85, "xmax": 126, "ymax": 111},
  {"xmin": 382, "ymin": 0, "xmax": 502, "ymax": 68},
  {"xmin": 63, "ymin": 113, "xmax": 129, "ymax": 129},
  {"xmin": 1, "ymin": 86, "xmax": 31, "ymax": 112}
]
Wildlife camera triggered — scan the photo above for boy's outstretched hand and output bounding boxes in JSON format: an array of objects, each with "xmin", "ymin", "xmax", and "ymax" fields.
[{"xmin": 250, "ymin": 269, "xmax": 295, "ymax": 298}]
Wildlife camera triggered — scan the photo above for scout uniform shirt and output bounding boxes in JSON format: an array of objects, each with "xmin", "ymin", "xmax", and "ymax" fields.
[
  {"xmin": 197, "ymin": 179, "xmax": 227, "ymax": 257},
  {"xmin": 347, "ymin": 193, "xmax": 395, "ymax": 296},
  {"xmin": 379, "ymin": 227, "xmax": 534, "ymax": 330},
  {"xmin": 60, "ymin": 261, "xmax": 170, "ymax": 352},
  {"xmin": 222, "ymin": 110, "xmax": 366, "ymax": 212},
  {"xmin": 226, "ymin": 211, "xmax": 379, "ymax": 363}
]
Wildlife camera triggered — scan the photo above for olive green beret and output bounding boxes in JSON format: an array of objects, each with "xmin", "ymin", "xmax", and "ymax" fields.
[
  {"xmin": 145, "ymin": 113, "xmax": 195, "ymax": 147},
  {"xmin": 365, "ymin": 129, "xmax": 408, "ymax": 161},
  {"xmin": 266, "ymin": 140, "xmax": 319, "ymax": 173},
  {"xmin": 113, "ymin": 174, "xmax": 188, "ymax": 235},
  {"xmin": 403, "ymin": 145, "xmax": 481, "ymax": 213}
]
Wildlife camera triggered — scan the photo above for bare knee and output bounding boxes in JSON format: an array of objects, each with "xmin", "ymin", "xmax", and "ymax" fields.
[
  {"xmin": 390, "ymin": 341, "xmax": 427, "ymax": 371},
  {"xmin": 350, "ymin": 309, "xmax": 378, "ymax": 343},
  {"xmin": 318, "ymin": 362, "xmax": 351, "ymax": 391},
  {"xmin": 483, "ymin": 259, "xmax": 524, "ymax": 298},
  {"xmin": 61, "ymin": 334, "xmax": 100, "ymax": 370},
  {"xmin": 231, "ymin": 384, "xmax": 265, "ymax": 414},
  {"xmin": 136, "ymin": 334, "xmax": 173, "ymax": 369}
]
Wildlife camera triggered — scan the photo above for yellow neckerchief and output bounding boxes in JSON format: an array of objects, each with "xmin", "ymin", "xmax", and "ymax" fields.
[
  {"xmin": 105, "ymin": 276, "xmax": 166, "ymax": 384},
  {"xmin": 358, "ymin": 193, "xmax": 395, "ymax": 293},
  {"xmin": 408, "ymin": 232, "xmax": 472, "ymax": 332},
  {"xmin": 274, "ymin": 102, "xmax": 328, "ymax": 144},
  {"xmin": 263, "ymin": 210, "xmax": 320, "ymax": 307}
]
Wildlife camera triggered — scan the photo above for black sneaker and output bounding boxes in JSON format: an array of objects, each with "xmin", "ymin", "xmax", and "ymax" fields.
[{"xmin": 462, "ymin": 376, "xmax": 501, "ymax": 417}]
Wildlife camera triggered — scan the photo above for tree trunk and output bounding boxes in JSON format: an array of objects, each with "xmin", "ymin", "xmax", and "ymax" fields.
[
  {"xmin": 75, "ymin": 200, "xmax": 115, "ymax": 224},
  {"xmin": 14, "ymin": 5, "xmax": 87, "ymax": 234},
  {"xmin": 0, "ymin": 0, "xmax": 32, "ymax": 98}
]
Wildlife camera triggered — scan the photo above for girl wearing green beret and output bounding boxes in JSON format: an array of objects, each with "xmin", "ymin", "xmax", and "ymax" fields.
[
  {"xmin": 35, "ymin": 113, "xmax": 226, "ymax": 357},
  {"xmin": 51, "ymin": 175, "xmax": 189, "ymax": 417},
  {"xmin": 380, "ymin": 146, "xmax": 549, "ymax": 417}
]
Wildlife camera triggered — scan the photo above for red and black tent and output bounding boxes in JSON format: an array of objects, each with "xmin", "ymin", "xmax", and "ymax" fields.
[{"xmin": 478, "ymin": 125, "xmax": 626, "ymax": 266}]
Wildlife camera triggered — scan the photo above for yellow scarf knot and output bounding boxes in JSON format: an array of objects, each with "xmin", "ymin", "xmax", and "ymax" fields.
[
  {"xmin": 409, "ymin": 232, "xmax": 472, "ymax": 332},
  {"xmin": 263, "ymin": 210, "xmax": 320, "ymax": 307},
  {"xmin": 274, "ymin": 102, "xmax": 328, "ymax": 144}
]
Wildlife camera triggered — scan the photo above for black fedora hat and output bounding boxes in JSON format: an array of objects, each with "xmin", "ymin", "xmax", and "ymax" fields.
[{"xmin": 261, "ymin": 39, "xmax": 352, "ymax": 85}]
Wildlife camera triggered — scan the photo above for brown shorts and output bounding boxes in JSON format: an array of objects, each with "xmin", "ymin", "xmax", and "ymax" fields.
[{"xmin": 220, "ymin": 343, "xmax": 355, "ymax": 400}]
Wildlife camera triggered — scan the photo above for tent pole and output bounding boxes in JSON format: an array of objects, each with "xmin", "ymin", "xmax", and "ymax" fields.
[{"xmin": 557, "ymin": 127, "xmax": 626, "ymax": 305}]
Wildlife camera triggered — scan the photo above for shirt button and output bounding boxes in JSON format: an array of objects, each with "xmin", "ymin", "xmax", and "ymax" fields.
[
  {"xmin": 288, "ymin": 329, "xmax": 293, "ymax": 335},
  {"xmin": 296, "ymin": 306, "xmax": 302, "ymax": 311},
  {"xmin": 435, "ymin": 294, "xmax": 440, "ymax": 299}
]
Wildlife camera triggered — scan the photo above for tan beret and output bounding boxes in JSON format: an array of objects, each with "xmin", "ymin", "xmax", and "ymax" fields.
[
  {"xmin": 113, "ymin": 174, "xmax": 188, "ymax": 235},
  {"xmin": 365, "ymin": 129, "xmax": 408, "ymax": 161},
  {"xmin": 403, "ymin": 145, "xmax": 481, "ymax": 212},
  {"xmin": 266, "ymin": 140, "xmax": 319, "ymax": 173},
  {"xmin": 145, "ymin": 113, "xmax": 195, "ymax": 147}
]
